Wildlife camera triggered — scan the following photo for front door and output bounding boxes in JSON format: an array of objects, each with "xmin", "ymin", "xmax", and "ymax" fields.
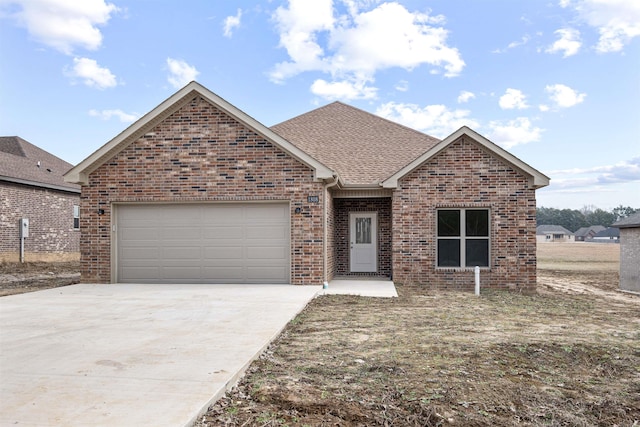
[{"xmin": 350, "ymin": 212, "xmax": 377, "ymax": 272}]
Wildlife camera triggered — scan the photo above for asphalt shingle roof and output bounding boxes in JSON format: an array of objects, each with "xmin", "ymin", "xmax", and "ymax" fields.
[
  {"xmin": 271, "ymin": 101, "xmax": 441, "ymax": 185},
  {"xmin": 612, "ymin": 212, "xmax": 640, "ymax": 228},
  {"xmin": 0, "ymin": 136, "xmax": 80, "ymax": 192},
  {"xmin": 536, "ymin": 225, "xmax": 574, "ymax": 235}
]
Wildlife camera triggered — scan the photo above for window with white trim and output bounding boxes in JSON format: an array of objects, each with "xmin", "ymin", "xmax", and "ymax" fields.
[
  {"xmin": 437, "ymin": 209, "xmax": 489, "ymax": 267},
  {"xmin": 73, "ymin": 205, "xmax": 80, "ymax": 230}
]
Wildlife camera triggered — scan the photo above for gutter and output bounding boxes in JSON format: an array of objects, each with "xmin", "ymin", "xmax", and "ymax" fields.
[{"xmin": 323, "ymin": 173, "xmax": 341, "ymax": 284}]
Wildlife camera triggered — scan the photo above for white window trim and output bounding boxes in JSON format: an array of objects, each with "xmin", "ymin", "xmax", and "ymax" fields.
[
  {"xmin": 436, "ymin": 208, "xmax": 490, "ymax": 269},
  {"xmin": 73, "ymin": 205, "xmax": 80, "ymax": 230}
]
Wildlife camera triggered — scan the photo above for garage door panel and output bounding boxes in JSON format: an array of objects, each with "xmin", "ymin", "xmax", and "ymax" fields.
[
  {"xmin": 162, "ymin": 247, "xmax": 201, "ymax": 259},
  {"xmin": 246, "ymin": 266, "xmax": 288, "ymax": 280},
  {"xmin": 247, "ymin": 247, "xmax": 287, "ymax": 260},
  {"xmin": 246, "ymin": 226, "xmax": 287, "ymax": 239},
  {"xmin": 120, "ymin": 228, "xmax": 159, "ymax": 241},
  {"xmin": 120, "ymin": 249, "xmax": 160, "ymax": 260},
  {"xmin": 203, "ymin": 246, "xmax": 243, "ymax": 259},
  {"xmin": 117, "ymin": 203, "xmax": 290, "ymax": 284},
  {"xmin": 162, "ymin": 227, "xmax": 202, "ymax": 240},
  {"xmin": 202, "ymin": 227, "xmax": 244, "ymax": 239}
]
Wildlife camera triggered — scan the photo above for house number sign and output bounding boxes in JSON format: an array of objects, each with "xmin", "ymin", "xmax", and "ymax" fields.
[{"xmin": 307, "ymin": 195, "xmax": 320, "ymax": 203}]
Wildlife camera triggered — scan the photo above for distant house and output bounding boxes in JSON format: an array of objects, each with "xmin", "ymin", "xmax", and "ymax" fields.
[
  {"xmin": 0, "ymin": 136, "xmax": 80, "ymax": 262},
  {"xmin": 574, "ymin": 225, "xmax": 606, "ymax": 242},
  {"xmin": 612, "ymin": 212, "xmax": 640, "ymax": 293},
  {"xmin": 592, "ymin": 227, "xmax": 620, "ymax": 243},
  {"xmin": 536, "ymin": 225, "xmax": 575, "ymax": 243}
]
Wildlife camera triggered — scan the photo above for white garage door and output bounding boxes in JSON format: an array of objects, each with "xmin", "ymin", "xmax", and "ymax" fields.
[{"xmin": 116, "ymin": 203, "xmax": 290, "ymax": 284}]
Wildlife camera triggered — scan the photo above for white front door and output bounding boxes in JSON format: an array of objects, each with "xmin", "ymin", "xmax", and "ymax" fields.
[{"xmin": 350, "ymin": 212, "xmax": 377, "ymax": 272}]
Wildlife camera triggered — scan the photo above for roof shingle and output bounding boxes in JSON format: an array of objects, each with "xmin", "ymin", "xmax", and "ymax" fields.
[
  {"xmin": 271, "ymin": 102, "xmax": 440, "ymax": 185},
  {"xmin": 0, "ymin": 136, "xmax": 79, "ymax": 192}
]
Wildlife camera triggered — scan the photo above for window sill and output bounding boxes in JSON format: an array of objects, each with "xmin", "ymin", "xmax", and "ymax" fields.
[{"xmin": 436, "ymin": 267, "xmax": 490, "ymax": 272}]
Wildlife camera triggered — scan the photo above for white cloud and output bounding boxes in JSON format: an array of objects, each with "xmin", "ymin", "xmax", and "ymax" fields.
[
  {"xmin": 545, "ymin": 83, "xmax": 586, "ymax": 108},
  {"xmin": 487, "ymin": 117, "xmax": 542, "ymax": 148},
  {"xmin": 270, "ymin": 1, "xmax": 464, "ymax": 99},
  {"xmin": 561, "ymin": 0, "xmax": 640, "ymax": 53},
  {"xmin": 270, "ymin": 0, "xmax": 335, "ymax": 82},
  {"xmin": 311, "ymin": 78, "xmax": 377, "ymax": 100},
  {"xmin": 493, "ymin": 35, "xmax": 530, "ymax": 53},
  {"xmin": 395, "ymin": 80, "xmax": 409, "ymax": 92},
  {"xmin": 89, "ymin": 109, "xmax": 138, "ymax": 123},
  {"xmin": 66, "ymin": 57, "xmax": 117, "ymax": 89},
  {"xmin": 499, "ymin": 88, "xmax": 529, "ymax": 110},
  {"xmin": 0, "ymin": 0, "xmax": 119, "ymax": 54},
  {"xmin": 546, "ymin": 28, "xmax": 581, "ymax": 57},
  {"xmin": 545, "ymin": 157, "xmax": 640, "ymax": 188},
  {"xmin": 223, "ymin": 8, "xmax": 242, "ymax": 38},
  {"xmin": 457, "ymin": 90, "xmax": 475, "ymax": 103},
  {"xmin": 375, "ymin": 102, "xmax": 479, "ymax": 138},
  {"xmin": 166, "ymin": 58, "xmax": 199, "ymax": 89}
]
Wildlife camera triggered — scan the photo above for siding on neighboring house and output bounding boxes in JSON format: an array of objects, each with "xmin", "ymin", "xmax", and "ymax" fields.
[
  {"xmin": 392, "ymin": 136, "xmax": 538, "ymax": 293},
  {"xmin": 1, "ymin": 182, "xmax": 80, "ymax": 261}
]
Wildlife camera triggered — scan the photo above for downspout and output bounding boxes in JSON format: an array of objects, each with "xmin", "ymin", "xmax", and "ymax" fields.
[{"xmin": 323, "ymin": 173, "xmax": 340, "ymax": 287}]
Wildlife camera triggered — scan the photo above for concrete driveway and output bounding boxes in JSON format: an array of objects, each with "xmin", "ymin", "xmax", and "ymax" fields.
[{"xmin": 0, "ymin": 283, "xmax": 319, "ymax": 426}]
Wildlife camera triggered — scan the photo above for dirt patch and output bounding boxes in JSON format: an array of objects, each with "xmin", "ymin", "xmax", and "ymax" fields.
[
  {"xmin": 0, "ymin": 261, "xmax": 80, "ymax": 296},
  {"xmin": 198, "ymin": 244, "xmax": 639, "ymax": 426}
]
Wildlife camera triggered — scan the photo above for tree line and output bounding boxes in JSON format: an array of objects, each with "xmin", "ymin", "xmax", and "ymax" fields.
[{"xmin": 536, "ymin": 205, "xmax": 639, "ymax": 232}]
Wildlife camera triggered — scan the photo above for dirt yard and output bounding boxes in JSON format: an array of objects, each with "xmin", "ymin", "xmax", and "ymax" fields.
[
  {"xmin": 1, "ymin": 244, "xmax": 638, "ymax": 426},
  {"xmin": 197, "ymin": 243, "xmax": 639, "ymax": 426},
  {"xmin": 0, "ymin": 261, "xmax": 80, "ymax": 296}
]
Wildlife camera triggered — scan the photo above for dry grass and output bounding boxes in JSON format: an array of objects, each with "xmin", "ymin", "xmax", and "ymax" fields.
[
  {"xmin": 198, "ymin": 243, "xmax": 639, "ymax": 427},
  {"xmin": 537, "ymin": 242, "xmax": 619, "ymax": 272}
]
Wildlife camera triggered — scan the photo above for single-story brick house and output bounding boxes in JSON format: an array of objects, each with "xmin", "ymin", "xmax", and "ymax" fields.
[
  {"xmin": 536, "ymin": 225, "xmax": 574, "ymax": 243},
  {"xmin": 1, "ymin": 136, "xmax": 81, "ymax": 262},
  {"xmin": 64, "ymin": 82, "xmax": 549, "ymax": 292},
  {"xmin": 612, "ymin": 212, "xmax": 640, "ymax": 293}
]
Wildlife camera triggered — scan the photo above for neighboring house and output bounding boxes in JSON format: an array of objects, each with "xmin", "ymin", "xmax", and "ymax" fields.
[
  {"xmin": 612, "ymin": 212, "xmax": 640, "ymax": 293},
  {"xmin": 574, "ymin": 225, "xmax": 606, "ymax": 242},
  {"xmin": 64, "ymin": 82, "xmax": 549, "ymax": 292},
  {"xmin": 592, "ymin": 227, "xmax": 620, "ymax": 243},
  {"xmin": 0, "ymin": 136, "xmax": 80, "ymax": 262},
  {"xmin": 536, "ymin": 225, "xmax": 575, "ymax": 243}
]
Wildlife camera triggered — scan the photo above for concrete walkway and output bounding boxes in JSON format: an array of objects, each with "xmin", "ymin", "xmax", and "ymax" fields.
[
  {"xmin": 0, "ymin": 283, "xmax": 319, "ymax": 427},
  {"xmin": 321, "ymin": 279, "xmax": 398, "ymax": 298}
]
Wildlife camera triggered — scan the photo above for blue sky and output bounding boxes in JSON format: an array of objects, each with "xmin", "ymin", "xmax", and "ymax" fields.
[{"xmin": 1, "ymin": 0, "xmax": 638, "ymax": 210}]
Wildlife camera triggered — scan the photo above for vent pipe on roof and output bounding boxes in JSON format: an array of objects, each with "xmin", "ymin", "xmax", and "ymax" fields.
[{"xmin": 37, "ymin": 161, "xmax": 41, "ymax": 168}]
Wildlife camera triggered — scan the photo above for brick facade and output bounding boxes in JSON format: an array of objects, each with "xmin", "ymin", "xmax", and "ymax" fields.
[
  {"xmin": 1, "ymin": 182, "xmax": 80, "ymax": 262},
  {"xmin": 333, "ymin": 198, "xmax": 392, "ymax": 277},
  {"xmin": 81, "ymin": 96, "xmax": 325, "ymax": 284},
  {"xmin": 392, "ymin": 136, "xmax": 538, "ymax": 293}
]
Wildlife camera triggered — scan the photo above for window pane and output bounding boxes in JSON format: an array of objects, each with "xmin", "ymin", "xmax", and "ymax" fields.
[
  {"xmin": 466, "ymin": 210, "xmax": 488, "ymax": 236},
  {"xmin": 438, "ymin": 239, "xmax": 460, "ymax": 267},
  {"xmin": 73, "ymin": 218, "xmax": 80, "ymax": 229},
  {"xmin": 355, "ymin": 217, "xmax": 371, "ymax": 244},
  {"xmin": 465, "ymin": 239, "xmax": 489, "ymax": 267},
  {"xmin": 438, "ymin": 210, "xmax": 460, "ymax": 237}
]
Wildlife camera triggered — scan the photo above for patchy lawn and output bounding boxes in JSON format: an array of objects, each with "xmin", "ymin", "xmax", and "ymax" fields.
[{"xmin": 198, "ymin": 244, "xmax": 639, "ymax": 426}]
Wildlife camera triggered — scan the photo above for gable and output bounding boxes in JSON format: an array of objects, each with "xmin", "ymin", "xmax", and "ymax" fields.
[
  {"xmin": 382, "ymin": 126, "xmax": 549, "ymax": 189},
  {"xmin": 64, "ymin": 82, "xmax": 334, "ymax": 185},
  {"xmin": 89, "ymin": 96, "xmax": 319, "ymax": 192}
]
